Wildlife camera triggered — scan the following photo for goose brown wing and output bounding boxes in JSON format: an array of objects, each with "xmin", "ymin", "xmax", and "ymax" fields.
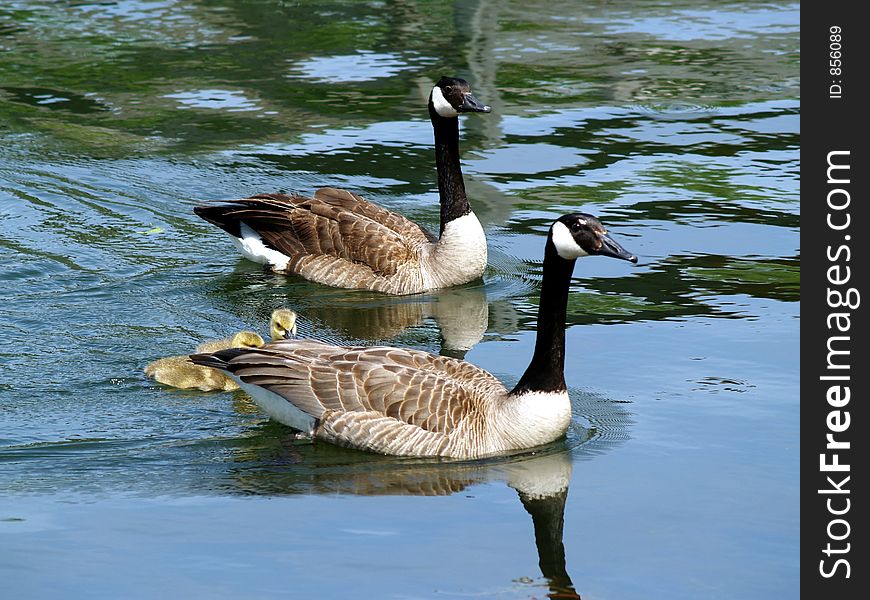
[
  {"xmin": 197, "ymin": 188, "xmax": 435, "ymax": 277},
  {"xmin": 218, "ymin": 340, "xmax": 506, "ymax": 434},
  {"xmin": 312, "ymin": 187, "xmax": 436, "ymax": 244}
]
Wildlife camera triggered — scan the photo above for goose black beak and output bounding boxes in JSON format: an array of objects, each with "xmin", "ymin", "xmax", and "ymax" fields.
[
  {"xmin": 458, "ymin": 92, "xmax": 491, "ymax": 113},
  {"xmin": 596, "ymin": 233, "xmax": 638, "ymax": 263}
]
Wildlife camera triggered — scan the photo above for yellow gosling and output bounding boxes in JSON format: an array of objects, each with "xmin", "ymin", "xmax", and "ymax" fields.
[
  {"xmin": 144, "ymin": 331, "xmax": 265, "ymax": 392},
  {"xmin": 145, "ymin": 310, "xmax": 297, "ymax": 392},
  {"xmin": 270, "ymin": 308, "xmax": 298, "ymax": 340},
  {"xmin": 196, "ymin": 330, "xmax": 265, "ymax": 353}
]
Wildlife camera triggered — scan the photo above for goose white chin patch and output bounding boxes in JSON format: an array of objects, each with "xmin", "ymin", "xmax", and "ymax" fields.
[
  {"xmin": 550, "ymin": 221, "xmax": 588, "ymax": 259},
  {"xmin": 431, "ymin": 86, "xmax": 458, "ymax": 118}
]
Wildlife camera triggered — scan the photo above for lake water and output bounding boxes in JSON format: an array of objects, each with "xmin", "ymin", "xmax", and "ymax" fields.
[{"xmin": 0, "ymin": 1, "xmax": 799, "ymax": 598}]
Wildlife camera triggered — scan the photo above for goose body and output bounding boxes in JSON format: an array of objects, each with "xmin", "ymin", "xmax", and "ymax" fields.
[
  {"xmin": 144, "ymin": 309, "xmax": 297, "ymax": 392},
  {"xmin": 194, "ymin": 77, "xmax": 492, "ymax": 296},
  {"xmin": 191, "ymin": 215, "xmax": 637, "ymax": 458}
]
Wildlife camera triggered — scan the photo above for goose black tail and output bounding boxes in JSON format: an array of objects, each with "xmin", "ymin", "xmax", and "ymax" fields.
[
  {"xmin": 189, "ymin": 347, "xmax": 248, "ymax": 371},
  {"xmin": 194, "ymin": 205, "xmax": 243, "ymax": 238}
]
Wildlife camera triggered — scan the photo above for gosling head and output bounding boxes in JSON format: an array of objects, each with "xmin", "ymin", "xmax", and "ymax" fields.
[
  {"xmin": 230, "ymin": 331, "xmax": 266, "ymax": 348},
  {"xmin": 429, "ymin": 76, "xmax": 492, "ymax": 119},
  {"xmin": 270, "ymin": 308, "xmax": 298, "ymax": 340},
  {"xmin": 550, "ymin": 213, "xmax": 638, "ymax": 263}
]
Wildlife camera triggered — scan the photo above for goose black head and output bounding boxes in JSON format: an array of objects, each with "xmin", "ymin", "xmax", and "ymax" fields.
[
  {"xmin": 429, "ymin": 76, "xmax": 492, "ymax": 118},
  {"xmin": 550, "ymin": 213, "xmax": 638, "ymax": 263}
]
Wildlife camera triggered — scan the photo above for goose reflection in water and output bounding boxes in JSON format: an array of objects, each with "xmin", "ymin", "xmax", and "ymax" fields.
[
  {"xmin": 296, "ymin": 283, "xmax": 490, "ymax": 359},
  {"xmin": 504, "ymin": 451, "xmax": 580, "ymax": 599},
  {"xmin": 224, "ymin": 444, "xmax": 597, "ymax": 599},
  {"xmin": 204, "ymin": 273, "xmax": 493, "ymax": 358}
]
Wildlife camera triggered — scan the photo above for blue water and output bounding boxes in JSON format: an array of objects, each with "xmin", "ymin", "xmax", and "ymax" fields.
[{"xmin": 0, "ymin": 1, "xmax": 798, "ymax": 598}]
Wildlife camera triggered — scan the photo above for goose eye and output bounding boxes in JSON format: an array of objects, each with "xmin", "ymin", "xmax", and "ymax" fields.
[
  {"xmin": 444, "ymin": 86, "xmax": 452, "ymax": 93},
  {"xmin": 570, "ymin": 221, "xmax": 582, "ymax": 232}
]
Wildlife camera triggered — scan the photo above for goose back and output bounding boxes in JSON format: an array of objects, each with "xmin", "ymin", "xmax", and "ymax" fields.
[{"xmin": 192, "ymin": 339, "xmax": 519, "ymax": 457}]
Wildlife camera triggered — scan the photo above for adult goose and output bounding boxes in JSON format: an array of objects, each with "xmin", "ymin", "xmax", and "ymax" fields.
[
  {"xmin": 144, "ymin": 308, "xmax": 298, "ymax": 392},
  {"xmin": 190, "ymin": 214, "xmax": 637, "ymax": 458},
  {"xmin": 194, "ymin": 76, "xmax": 492, "ymax": 295}
]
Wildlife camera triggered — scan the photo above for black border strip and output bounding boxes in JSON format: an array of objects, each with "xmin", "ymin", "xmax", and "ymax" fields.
[{"xmin": 802, "ymin": 3, "xmax": 867, "ymax": 596}]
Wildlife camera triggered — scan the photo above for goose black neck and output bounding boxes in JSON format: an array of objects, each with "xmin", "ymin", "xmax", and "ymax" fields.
[
  {"xmin": 511, "ymin": 240, "xmax": 575, "ymax": 395},
  {"xmin": 429, "ymin": 106, "xmax": 471, "ymax": 235}
]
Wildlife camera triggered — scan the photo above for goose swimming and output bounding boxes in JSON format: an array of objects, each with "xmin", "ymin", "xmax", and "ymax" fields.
[
  {"xmin": 193, "ymin": 76, "xmax": 492, "ymax": 295},
  {"xmin": 190, "ymin": 214, "xmax": 637, "ymax": 458}
]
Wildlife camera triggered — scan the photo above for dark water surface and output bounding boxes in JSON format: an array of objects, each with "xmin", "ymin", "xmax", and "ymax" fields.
[{"xmin": 1, "ymin": 1, "xmax": 798, "ymax": 598}]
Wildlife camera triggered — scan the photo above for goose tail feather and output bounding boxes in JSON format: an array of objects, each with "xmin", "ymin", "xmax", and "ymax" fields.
[
  {"xmin": 193, "ymin": 205, "xmax": 244, "ymax": 238},
  {"xmin": 189, "ymin": 347, "xmax": 247, "ymax": 371}
]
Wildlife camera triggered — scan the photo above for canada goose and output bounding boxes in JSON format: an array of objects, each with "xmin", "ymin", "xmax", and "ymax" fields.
[
  {"xmin": 190, "ymin": 214, "xmax": 636, "ymax": 458},
  {"xmin": 193, "ymin": 76, "xmax": 492, "ymax": 295},
  {"xmin": 144, "ymin": 309, "xmax": 298, "ymax": 392}
]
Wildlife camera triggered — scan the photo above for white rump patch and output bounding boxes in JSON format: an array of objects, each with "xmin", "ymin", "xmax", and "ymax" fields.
[
  {"xmin": 232, "ymin": 223, "xmax": 291, "ymax": 270},
  {"xmin": 550, "ymin": 221, "xmax": 588, "ymax": 260},
  {"xmin": 431, "ymin": 86, "xmax": 458, "ymax": 118}
]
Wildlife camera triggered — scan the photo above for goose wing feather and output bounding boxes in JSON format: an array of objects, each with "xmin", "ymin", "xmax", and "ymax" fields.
[
  {"xmin": 311, "ymin": 187, "xmax": 437, "ymax": 244},
  {"xmin": 212, "ymin": 188, "xmax": 435, "ymax": 277},
  {"xmin": 216, "ymin": 340, "xmax": 507, "ymax": 434}
]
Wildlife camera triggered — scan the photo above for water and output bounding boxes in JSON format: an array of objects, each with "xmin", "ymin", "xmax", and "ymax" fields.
[{"xmin": 1, "ymin": 1, "xmax": 798, "ymax": 598}]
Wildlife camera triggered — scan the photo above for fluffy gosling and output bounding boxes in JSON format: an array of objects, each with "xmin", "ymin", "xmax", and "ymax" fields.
[{"xmin": 145, "ymin": 309, "xmax": 297, "ymax": 392}]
